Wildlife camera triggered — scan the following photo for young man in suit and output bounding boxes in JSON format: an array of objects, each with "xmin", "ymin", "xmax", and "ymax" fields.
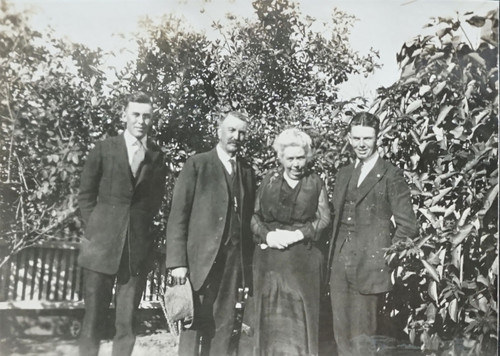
[
  {"xmin": 327, "ymin": 112, "xmax": 418, "ymax": 356},
  {"xmin": 166, "ymin": 111, "xmax": 255, "ymax": 356},
  {"xmin": 78, "ymin": 92, "xmax": 166, "ymax": 356}
]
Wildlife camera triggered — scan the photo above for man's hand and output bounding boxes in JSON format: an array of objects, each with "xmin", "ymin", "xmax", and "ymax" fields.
[{"xmin": 169, "ymin": 267, "xmax": 188, "ymax": 286}]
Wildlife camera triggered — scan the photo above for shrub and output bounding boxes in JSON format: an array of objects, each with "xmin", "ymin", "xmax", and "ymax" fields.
[{"xmin": 376, "ymin": 10, "xmax": 498, "ymax": 355}]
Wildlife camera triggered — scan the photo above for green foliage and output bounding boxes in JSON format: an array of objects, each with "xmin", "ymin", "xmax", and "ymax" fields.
[{"xmin": 375, "ymin": 10, "xmax": 498, "ymax": 355}]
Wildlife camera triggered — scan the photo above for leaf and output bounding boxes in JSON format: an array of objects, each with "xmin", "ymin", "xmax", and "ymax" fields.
[
  {"xmin": 409, "ymin": 328, "xmax": 416, "ymax": 344},
  {"xmin": 448, "ymin": 298, "xmax": 458, "ymax": 322},
  {"xmin": 478, "ymin": 184, "xmax": 498, "ymax": 217},
  {"xmin": 422, "ymin": 259, "xmax": 440, "ymax": 282},
  {"xmin": 419, "ymin": 208, "xmax": 439, "ymax": 229},
  {"xmin": 466, "ymin": 16, "xmax": 486, "ymax": 27},
  {"xmin": 458, "ymin": 207, "xmax": 471, "ymax": 226},
  {"xmin": 431, "ymin": 187, "xmax": 453, "ymax": 205},
  {"xmin": 419, "ymin": 85, "xmax": 431, "ymax": 96},
  {"xmin": 450, "ymin": 125, "xmax": 464, "ymax": 139},
  {"xmin": 432, "ymin": 81, "xmax": 447, "ymax": 96},
  {"xmin": 490, "ymin": 255, "xmax": 498, "ymax": 276},
  {"xmin": 467, "ymin": 52, "xmax": 486, "ymax": 67},
  {"xmin": 428, "ymin": 279, "xmax": 439, "ymax": 302},
  {"xmin": 436, "ymin": 27, "xmax": 452, "ymax": 38},
  {"xmin": 435, "ymin": 105, "xmax": 453, "ymax": 126},
  {"xmin": 476, "ymin": 275, "xmax": 489, "ymax": 287},
  {"xmin": 406, "ymin": 100, "xmax": 422, "ymax": 114},
  {"xmin": 426, "ymin": 303, "xmax": 437, "ymax": 323},
  {"xmin": 451, "ymin": 223, "xmax": 474, "ymax": 246},
  {"xmin": 451, "ymin": 243, "xmax": 461, "ymax": 269}
]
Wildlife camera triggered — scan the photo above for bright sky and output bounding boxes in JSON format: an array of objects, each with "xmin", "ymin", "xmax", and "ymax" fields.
[{"xmin": 14, "ymin": 0, "xmax": 499, "ymax": 100}]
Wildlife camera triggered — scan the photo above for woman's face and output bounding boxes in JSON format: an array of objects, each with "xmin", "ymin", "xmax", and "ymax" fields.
[{"xmin": 280, "ymin": 145, "xmax": 307, "ymax": 180}]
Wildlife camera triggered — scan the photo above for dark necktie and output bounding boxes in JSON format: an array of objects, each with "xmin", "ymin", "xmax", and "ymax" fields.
[
  {"xmin": 229, "ymin": 159, "xmax": 236, "ymax": 178},
  {"xmin": 131, "ymin": 141, "xmax": 145, "ymax": 178}
]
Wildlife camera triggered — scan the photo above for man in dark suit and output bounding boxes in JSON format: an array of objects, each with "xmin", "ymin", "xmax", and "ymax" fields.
[
  {"xmin": 166, "ymin": 111, "xmax": 255, "ymax": 356},
  {"xmin": 78, "ymin": 92, "xmax": 166, "ymax": 356},
  {"xmin": 327, "ymin": 112, "xmax": 418, "ymax": 356}
]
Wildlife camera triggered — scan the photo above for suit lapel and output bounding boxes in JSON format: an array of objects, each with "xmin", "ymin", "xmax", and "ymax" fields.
[
  {"xmin": 355, "ymin": 158, "xmax": 388, "ymax": 205},
  {"xmin": 335, "ymin": 164, "xmax": 354, "ymax": 214},
  {"xmin": 117, "ymin": 135, "xmax": 134, "ymax": 187},
  {"xmin": 135, "ymin": 147, "xmax": 159, "ymax": 188}
]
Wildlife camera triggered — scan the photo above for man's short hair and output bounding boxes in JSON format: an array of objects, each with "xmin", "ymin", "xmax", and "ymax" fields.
[
  {"xmin": 349, "ymin": 112, "xmax": 380, "ymax": 136},
  {"xmin": 125, "ymin": 91, "xmax": 152, "ymax": 106},
  {"xmin": 218, "ymin": 111, "xmax": 249, "ymax": 125}
]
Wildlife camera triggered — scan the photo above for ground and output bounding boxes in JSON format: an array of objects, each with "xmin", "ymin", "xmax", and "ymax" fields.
[
  {"xmin": 2, "ymin": 330, "xmax": 178, "ymax": 356},
  {"xmin": 0, "ymin": 309, "xmax": 425, "ymax": 356}
]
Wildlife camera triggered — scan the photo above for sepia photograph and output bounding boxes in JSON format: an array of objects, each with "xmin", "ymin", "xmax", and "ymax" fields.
[{"xmin": 0, "ymin": 0, "xmax": 498, "ymax": 355}]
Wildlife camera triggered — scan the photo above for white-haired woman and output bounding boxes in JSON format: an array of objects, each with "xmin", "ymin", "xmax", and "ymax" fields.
[{"xmin": 245, "ymin": 128, "xmax": 330, "ymax": 356}]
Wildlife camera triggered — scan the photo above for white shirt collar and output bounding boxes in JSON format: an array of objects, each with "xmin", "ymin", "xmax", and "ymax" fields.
[
  {"xmin": 216, "ymin": 144, "xmax": 235, "ymax": 162},
  {"xmin": 356, "ymin": 151, "xmax": 379, "ymax": 170},
  {"xmin": 216, "ymin": 144, "xmax": 236, "ymax": 174},
  {"xmin": 124, "ymin": 129, "xmax": 147, "ymax": 149}
]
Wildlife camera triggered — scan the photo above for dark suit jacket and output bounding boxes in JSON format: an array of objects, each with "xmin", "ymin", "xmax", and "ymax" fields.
[
  {"xmin": 165, "ymin": 148, "xmax": 255, "ymax": 292},
  {"xmin": 326, "ymin": 158, "xmax": 418, "ymax": 294},
  {"xmin": 78, "ymin": 134, "xmax": 166, "ymax": 275}
]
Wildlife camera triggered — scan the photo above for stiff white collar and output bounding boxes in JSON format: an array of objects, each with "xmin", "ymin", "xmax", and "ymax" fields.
[
  {"xmin": 355, "ymin": 152, "xmax": 379, "ymax": 186},
  {"xmin": 216, "ymin": 144, "xmax": 236, "ymax": 174},
  {"xmin": 124, "ymin": 129, "xmax": 147, "ymax": 149}
]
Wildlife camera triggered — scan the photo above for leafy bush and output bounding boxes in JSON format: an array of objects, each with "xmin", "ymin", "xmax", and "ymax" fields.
[
  {"xmin": 0, "ymin": 0, "xmax": 123, "ymax": 263},
  {"xmin": 376, "ymin": 10, "xmax": 498, "ymax": 355}
]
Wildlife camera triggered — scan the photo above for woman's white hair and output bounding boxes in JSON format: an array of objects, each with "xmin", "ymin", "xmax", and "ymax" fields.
[{"xmin": 273, "ymin": 128, "xmax": 313, "ymax": 161}]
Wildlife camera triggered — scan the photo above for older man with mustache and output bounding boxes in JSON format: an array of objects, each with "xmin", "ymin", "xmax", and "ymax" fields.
[{"xmin": 166, "ymin": 111, "xmax": 256, "ymax": 356}]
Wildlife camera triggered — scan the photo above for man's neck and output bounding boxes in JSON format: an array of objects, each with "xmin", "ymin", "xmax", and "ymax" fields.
[
  {"xmin": 216, "ymin": 143, "xmax": 235, "ymax": 159},
  {"xmin": 358, "ymin": 152, "xmax": 378, "ymax": 165},
  {"xmin": 124, "ymin": 129, "xmax": 147, "ymax": 147}
]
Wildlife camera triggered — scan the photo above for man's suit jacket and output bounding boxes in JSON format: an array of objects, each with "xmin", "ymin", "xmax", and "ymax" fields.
[
  {"xmin": 78, "ymin": 134, "xmax": 166, "ymax": 275},
  {"xmin": 165, "ymin": 148, "xmax": 255, "ymax": 292},
  {"xmin": 326, "ymin": 158, "xmax": 418, "ymax": 294}
]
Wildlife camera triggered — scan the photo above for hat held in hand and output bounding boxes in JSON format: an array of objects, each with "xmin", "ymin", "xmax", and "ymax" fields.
[{"xmin": 160, "ymin": 274, "xmax": 194, "ymax": 336}]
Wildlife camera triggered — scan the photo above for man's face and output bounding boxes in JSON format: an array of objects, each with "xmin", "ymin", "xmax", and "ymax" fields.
[
  {"xmin": 123, "ymin": 102, "xmax": 153, "ymax": 140},
  {"xmin": 349, "ymin": 125, "xmax": 377, "ymax": 162},
  {"xmin": 217, "ymin": 114, "xmax": 248, "ymax": 156},
  {"xmin": 280, "ymin": 145, "xmax": 307, "ymax": 180}
]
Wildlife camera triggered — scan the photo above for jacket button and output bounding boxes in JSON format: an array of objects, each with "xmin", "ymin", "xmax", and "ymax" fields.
[{"xmin": 219, "ymin": 217, "xmax": 223, "ymax": 221}]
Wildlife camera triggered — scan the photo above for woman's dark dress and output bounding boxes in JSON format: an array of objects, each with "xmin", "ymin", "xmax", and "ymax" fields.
[{"xmin": 248, "ymin": 171, "xmax": 330, "ymax": 356}]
